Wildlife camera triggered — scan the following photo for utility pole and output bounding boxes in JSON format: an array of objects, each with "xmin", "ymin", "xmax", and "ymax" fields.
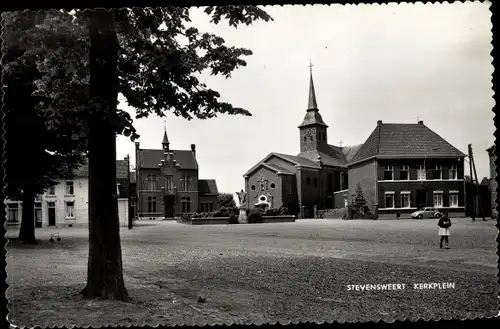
[
  {"xmin": 468, "ymin": 144, "xmax": 486, "ymax": 221},
  {"xmin": 127, "ymin": 154, "xmax": 133, "ymax": 230}
]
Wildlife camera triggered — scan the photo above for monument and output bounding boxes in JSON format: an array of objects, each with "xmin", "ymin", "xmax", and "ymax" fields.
[{"xmin": 235, "ymin": 189, "xmax": 248, "ymax": 224}]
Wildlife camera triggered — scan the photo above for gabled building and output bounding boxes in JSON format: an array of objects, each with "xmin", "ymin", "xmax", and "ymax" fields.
[
  {"xmin": 486, "ymin": 145, "xmax": 497, "ymax": 218},
  {"xmin": 243, "ymin": 67, "xmax": 467, "ymax": 218},
  {"xmin": 134, "ymin": 130, "xmax": 218, "ymax": 219},
  {"xmin": 348, "ymin": 121, "xmax": 466, "ymax": 218},
  {"xmin": 6, "ymin": 158, "xmax": 132, "ymax": 228}
]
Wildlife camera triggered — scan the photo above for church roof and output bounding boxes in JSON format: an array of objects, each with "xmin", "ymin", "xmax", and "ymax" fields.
[
  {"xmin": 273, "ymin": 152, "xmax": 321, "ymax": 168},
  {"xmin": 349, "ymin": 121, "xmax": 466, "ymax": 165},
  {"xmin": 199, "ymin": 179, "xmax": 219, "ymax": 195},
  {"xmin": 138, "ymin": 149, "xmax": 198, "ymax": 170}
]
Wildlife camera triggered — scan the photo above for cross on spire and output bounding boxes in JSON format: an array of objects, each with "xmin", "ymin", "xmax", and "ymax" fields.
[
  {"xmin": 308, "ymin": 59, "xmax": 314, "ymax": 76},
  {"xmin": 339, "ymin": 140, "xmax": 343, "ymax": 148}
]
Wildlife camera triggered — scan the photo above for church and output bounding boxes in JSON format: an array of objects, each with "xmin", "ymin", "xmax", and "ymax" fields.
[{"xmin": 243, "ymin": 66, "xmax": 466, "ymax": 218}]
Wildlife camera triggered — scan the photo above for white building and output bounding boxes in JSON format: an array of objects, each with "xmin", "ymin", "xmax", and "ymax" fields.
[{"xmin": 6, "ymin": 158, "xmax": 132, "ymax": 229}]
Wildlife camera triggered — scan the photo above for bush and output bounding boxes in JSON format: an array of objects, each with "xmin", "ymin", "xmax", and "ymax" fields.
[
  {"xmin": 247, "ymin": 208, "xmax": 263, "ymax": 223},
  {"xmin": 228, "ymin": 213, "xmax": 239, "ymax": 224},
  {"xmin": 213, "ymin": 206, "xmax": 238, "ymax": 218},
  {"xmin": 178, "ymin": 213, "xmax": 192, "ymax": 222},
  {"xmin": 191, "ymin": 212, "xmax": 214, "ymax": 219}
]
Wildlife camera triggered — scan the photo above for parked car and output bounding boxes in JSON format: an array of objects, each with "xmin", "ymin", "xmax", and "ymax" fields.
[{"xmin": 411, "ymin": 207, "xmax": 443, "ymax": 219}]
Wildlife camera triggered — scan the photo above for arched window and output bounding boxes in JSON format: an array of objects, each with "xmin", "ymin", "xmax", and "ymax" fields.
[
  {"xmin": 303, "ymin": 136, "xmax": 306, "ymax": 142},
  {"xmin": 310, "ymin": 135, "xmax": 313, "ymax": 141}
]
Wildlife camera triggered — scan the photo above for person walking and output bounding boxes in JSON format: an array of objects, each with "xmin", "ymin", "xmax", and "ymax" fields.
[{"xmin": 438, "ymin": 215, "xmax": 452, "ymax": 249}]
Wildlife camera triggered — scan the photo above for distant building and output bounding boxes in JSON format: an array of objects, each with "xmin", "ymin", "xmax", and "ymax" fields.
[
  {"xmin": 5, "ymin": 158, "xmax": 132, "ymax": 228},
  {"xmin": 243, "ymin": 68, "xmax": 466, "ymax": 218},
  {"xmin": 486, "ymin": 145, "xmax": 497, "ymax": 218},
  {"xmin": 134, "ymin": 130, "xmax": 218, "ymax": 219}
]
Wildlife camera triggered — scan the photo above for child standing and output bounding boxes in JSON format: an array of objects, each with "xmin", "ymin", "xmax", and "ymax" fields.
[{"xmin": 438, "ymin": 215, "xmax": 452, "ymax": 249}]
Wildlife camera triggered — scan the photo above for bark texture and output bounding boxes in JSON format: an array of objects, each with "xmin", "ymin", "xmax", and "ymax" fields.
[
  {"xmin": 18, "ymin": 193, "xmax": 36, "ymax": 244},
  {"xmin": 81, "ymin": 9, "xmax": 129, "ymax": 301}
]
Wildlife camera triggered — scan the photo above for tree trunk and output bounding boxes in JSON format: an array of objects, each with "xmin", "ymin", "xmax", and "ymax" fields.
[
  {"xmin": 18, "ymin": 193, "xmax": 36, "ymax": 244},
  {"xmin": 81, "ymin": 9, "xmax": 129, "ymax": 301}
]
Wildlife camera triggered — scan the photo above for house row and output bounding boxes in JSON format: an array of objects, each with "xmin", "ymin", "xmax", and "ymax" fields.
[{"xmin": 6, "ymin": 158, "xmax": 134, "ymax": 228}]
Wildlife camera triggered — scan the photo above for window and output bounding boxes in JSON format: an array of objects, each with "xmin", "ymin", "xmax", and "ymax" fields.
[
  {"xmin": 47, "ymin": 186, "xmax": 55, "ymax": 195},
  {"xmin": 251, "ymin": 185, "xmax": 256, "ymax": 190},
  {"xmin": 147, "ymin": 175, "xmax": 157, "ymax": 190},
  {"xmin": 306, "ymin": 177, "xmax": 311, "ymax": 184},
  {"xmin": 260, "ymin": 183, "xmax": 265, "ymax": 191},
  {"xmin": 310, "ymin": 135, "xmax": 313, "ymax": 141},
  {"xmin": 65, "ymin": 201, "xmax": 75, "ymax": 218},
  {"xmin": 181, "ymin": 196, "xmax": 191, "ymax": 213},
  {"xmin": 449, "ymin": 165, "xmax": 458, "ymax": 180},
  {"xmin": 313, "ymin": 178, "xmax": 317, "ymax": 187},
  {"xmin": 165, "ymin": 176, "xmax": 174, "ymax": 193},
  {"xmin": 384, "ymin": 192, "xmax": 395, "ymax": 208},
  {"xmin": 201, "ymin": 202, "xmax": 213, "ymax": 212},
  {"xmin": 417, "ymin": 165, "xmax": 426, "ymax": 180},
  {"xmin": 401, "ymin": 191, "xmax": 411, "ymax": 208},
  {"xmin": 147, "ymin": 196, "xmax": 156, "ymax": 213},
  {"xmin": 327, "ymin": 174, "xmax": 333, "ymax": 195},
  {"xmin": 384, "ymin": 166, "xmax": 394, "ymax": 180},
  {"xmin": 303, "ymin": 136, "xmax": 306, "ymax": 142},
  {"xmin": 65, "ymin": 181, "xmax": 74, "ymax": 195},
  {"xmin": 270, "ymin": 183, "xmax": 275, "ymax": 189},
  {"xmin": 7, "ymin": 203, "xmax": 19, "ymax": 223},
  {"xmin": 400, "ymin": 165, "xmax": 409, "ymax": 180},
  {"xmin": 181, "ymin": 175, "xmax": 191, "ymax": 191},
  {"xmin": 449, "ymin": 191, "xmax": 459, "ymax": 207},
  {"xmin": 34, "ymin": 202, "xmax": 42, "ymax": 223},
  {"xmin": 434, "ymin": 165, "xmax": 442, "ymax": 180},
  {"xmin": 433, "ymin": 191, "xmax": 443, "ymax": 208}
]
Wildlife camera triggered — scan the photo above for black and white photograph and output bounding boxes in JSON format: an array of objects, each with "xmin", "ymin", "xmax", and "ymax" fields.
[{"xmin": 3, "ymin": 1, "xmax": 497, "ymax": 327}]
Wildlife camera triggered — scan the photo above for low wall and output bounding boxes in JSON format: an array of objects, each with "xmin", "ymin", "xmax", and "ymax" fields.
[
  {"xmin": 189, "ymin": 217, "xmax": 230, "ymax": 225},
  {"xmin": 181, "ymin": 215, "xmax": 295, "ymax": 225},
  {"xmin": 262, "ymin": 215, "xmax": 295, "ymax": 223},
  {"xmin": 316, "ymin": 208, "xmax": 346, "ymax": 219}
]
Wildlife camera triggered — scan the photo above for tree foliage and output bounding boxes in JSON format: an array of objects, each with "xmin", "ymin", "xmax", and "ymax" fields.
[
  {"xmin": 2, "ymin": 11, "xmax": 86, "ymax": 242},
  {"xmin": 3, "ymin": 5, "xmax": 272, "ymax": 298},
  {"xmin": 217, "ymin": 193, "xmax": 237, "ymax": 209}
]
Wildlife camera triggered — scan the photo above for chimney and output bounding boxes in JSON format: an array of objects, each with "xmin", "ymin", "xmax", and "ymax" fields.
[
  {"xmin": 418, "ymin": 120, "xmax": 423, "ymax": 125},
  {"xmin": 377, "ymin": 120, "xmax": 382, "ymax": 126},
  {"xmin": 191, "ymin": 144, "xmax": 196, "ymax": 156}
]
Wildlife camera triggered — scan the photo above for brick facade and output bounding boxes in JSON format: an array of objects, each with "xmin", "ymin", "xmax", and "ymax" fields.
[{"xmin": 135, "ymin": 136, "xmax": 218, "ymax": 218}]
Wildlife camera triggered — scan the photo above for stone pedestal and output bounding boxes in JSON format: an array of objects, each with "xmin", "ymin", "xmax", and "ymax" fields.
[{"xmin": 238, "ymin": 208, "xmax": 248, "ymax": 224}]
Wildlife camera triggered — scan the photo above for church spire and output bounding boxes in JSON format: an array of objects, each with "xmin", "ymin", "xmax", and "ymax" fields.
[
  {"xmin": 162, "ymin": 120, "xmax": 170, "ymax": 151},
  {"xmin": 299, "ymin": 61, "xmax": 328, "ymax": 129},
  {"xmin": 308, "ymin": 60, "xmax": 318, "ymax": 110}
]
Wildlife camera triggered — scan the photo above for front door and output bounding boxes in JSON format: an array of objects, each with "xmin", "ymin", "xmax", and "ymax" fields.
[
  {"xmin": 416, "ymin": 190, "xmax": 427, "ymax": 209},
  {"xmin": 163, "ymin": 196, "xmax": 175, "ymax": 218},
  {"xmin": 48, "ymin": 202, "xmax": 56, "ymax": 226}
]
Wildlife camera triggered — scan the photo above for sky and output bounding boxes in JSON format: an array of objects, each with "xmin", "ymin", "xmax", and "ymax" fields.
[{"xmin": 116, "ymin": 2, "xmax": 494, "ymax": 194}]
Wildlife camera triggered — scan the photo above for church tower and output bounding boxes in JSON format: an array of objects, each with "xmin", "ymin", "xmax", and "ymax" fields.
[{"xmin": 298, "ymin": 62, "xmax": 329, "ymax": 152}]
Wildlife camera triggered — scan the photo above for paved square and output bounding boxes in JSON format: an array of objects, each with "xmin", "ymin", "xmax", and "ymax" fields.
[{"xmin": 6, "ymin": 218, "xmax": 498, "ymax": 326}]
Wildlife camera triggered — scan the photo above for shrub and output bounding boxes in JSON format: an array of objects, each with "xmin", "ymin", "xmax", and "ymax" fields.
[
  {"xmin": 213, "ymin": 206, "xmax": 238, "ymax": 218},
  {"xmin": 192, "ymin": 212, "xmax": 214, "ymax": 219},
  {"xmin": 179, "ymin": 213, "xmax": 192, "ymax": 222},
  {"xmin": 247, "ymin": 208, "xmax": 263, "ymax": 223},
  {"xmin": 228, "ymin": 213, "xmax": 239, "ymax": 224}
]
